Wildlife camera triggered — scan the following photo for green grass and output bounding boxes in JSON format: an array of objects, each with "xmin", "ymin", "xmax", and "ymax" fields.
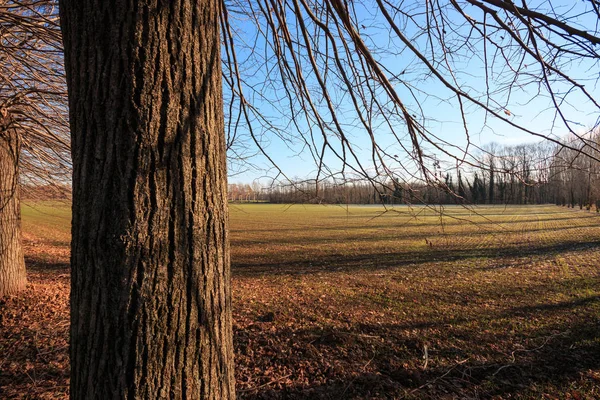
[
  {"xmin": 3, "ymin": 202, "xmax": 600, "ymax": 399},
  {"xmin": 21, "ymin": 201, "xmax": 71, "ymax": 245}
]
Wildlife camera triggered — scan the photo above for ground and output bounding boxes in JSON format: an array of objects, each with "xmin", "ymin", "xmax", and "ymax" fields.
[{"xmin": 1, "ymin": 203, "xmax": 600, "ymax": 399}]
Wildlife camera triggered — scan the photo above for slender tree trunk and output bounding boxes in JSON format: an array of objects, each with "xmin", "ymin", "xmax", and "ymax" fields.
[
  {"xmin": 0, "ymin": 130, "xmax": 26, "ymax": 297},
  {"xmin": 59, "ymin": 1, "xmax": 235, "ymax": 398}
]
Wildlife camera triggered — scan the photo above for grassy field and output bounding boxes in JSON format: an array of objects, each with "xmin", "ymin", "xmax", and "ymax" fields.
[{"xmin": 1, "ymin": 203, "xmax": 600, "ymax": 399}]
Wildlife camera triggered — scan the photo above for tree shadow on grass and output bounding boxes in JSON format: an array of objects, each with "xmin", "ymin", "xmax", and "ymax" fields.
[
  {"xmin": 25, "ymin": 255, "xmax": 70, "ymax": 273},
  {"xmin": 232, "ymin": 239, "xmax": 600, "ymax": 277},
  {"xmin": 231, "ymin": 216, "xmax": 600, "ymax": 246},
  {"xmin": 232, "ymin": 220, "xmax": 600, "ymax": 248}
]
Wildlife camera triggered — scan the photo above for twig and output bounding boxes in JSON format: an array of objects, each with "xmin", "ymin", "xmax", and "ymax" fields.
[
  {"xmin": 238, "ymin": 374, "xmax": 292, "ymax": 393},
  {"xmin": 402, "ymin": 358, "xmax": 470, "ymax": 398},
  {"xmin": 492, "ymin": 330, "xmax": 569, "ymax": 376},
  {"xmin": 341, "ymin": 350, "xmax": 377, "ymax": 396}
]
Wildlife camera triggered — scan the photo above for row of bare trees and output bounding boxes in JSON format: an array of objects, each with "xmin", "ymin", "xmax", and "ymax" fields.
[
  {"xmin": 227, "ymin": 182, "xmax": 263, "ymax": 202},
  {"xmin": 256, "ymin": 134, "xmax": 600, "ymax": 208},
  {"xmin": 550, "ymin": 134, "xmax": 600, "ymax": 210},
  {"xmin": 473, "ymin": 136, "xmax": 600, "ymax": 208}
]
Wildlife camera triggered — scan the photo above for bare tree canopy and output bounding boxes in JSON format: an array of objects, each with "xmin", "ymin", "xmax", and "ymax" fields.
[
  {"xmin": 222, "ymin": 0, "xmax": 600, "ymax": 192},
  {"xmin": 4, "ymin": 0, "xmax": 598, "ymax": 197},
  {"xmin": 0, "ymin": 0, "xmax": 69, "ymax": 187}
]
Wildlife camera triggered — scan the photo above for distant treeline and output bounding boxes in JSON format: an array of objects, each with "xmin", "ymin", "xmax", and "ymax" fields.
[
  {"xmin": 21, "ymin": 184, "xmax": 72, "ymax": 201},
  {"xmin": 229, "ymin": 135, "xmax": 600, "ymax": 209}
]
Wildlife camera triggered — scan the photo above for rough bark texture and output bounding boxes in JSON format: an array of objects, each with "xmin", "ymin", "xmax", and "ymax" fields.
[
  {"xmin": 0, "ymin": 130, "xmax": 26, "ymax": 297},
  {"xmin": 59, "ymin": 1, "xmax": 235, "ymax": 398}
]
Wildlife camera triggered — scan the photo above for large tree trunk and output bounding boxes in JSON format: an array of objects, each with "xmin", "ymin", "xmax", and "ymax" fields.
[
  {"xmin": 59, "ymin": 1, "xmax": 235, "ymax": 398},
  {"xmin": 0, "ymin": 130, "xmax": 26, "ymax": 297}
]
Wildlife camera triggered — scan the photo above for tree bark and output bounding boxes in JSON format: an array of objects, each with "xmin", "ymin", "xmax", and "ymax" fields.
[
  {"xmin": 59, "ymin": 1, "xmax": 235, "ymax": 398},
  {"xmin": 0, "ymin": 130, "xmax": 26, "ymax": 297}
]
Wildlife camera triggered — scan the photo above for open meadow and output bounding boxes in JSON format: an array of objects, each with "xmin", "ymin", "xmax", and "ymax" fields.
[{"xmin": 1, "ymin": 203, "xmax": 600, "ymax": 399}]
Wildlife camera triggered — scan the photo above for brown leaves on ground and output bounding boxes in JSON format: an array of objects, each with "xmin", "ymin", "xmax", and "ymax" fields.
[{"xmin": 0, "ymin": 243, "xmax": 69, "ymax": 399}]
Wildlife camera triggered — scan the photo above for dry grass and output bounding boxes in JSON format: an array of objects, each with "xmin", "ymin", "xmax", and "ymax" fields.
[{"xmin": 1, "ymin": 203, "xmax": 600, "ymax": 399}]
